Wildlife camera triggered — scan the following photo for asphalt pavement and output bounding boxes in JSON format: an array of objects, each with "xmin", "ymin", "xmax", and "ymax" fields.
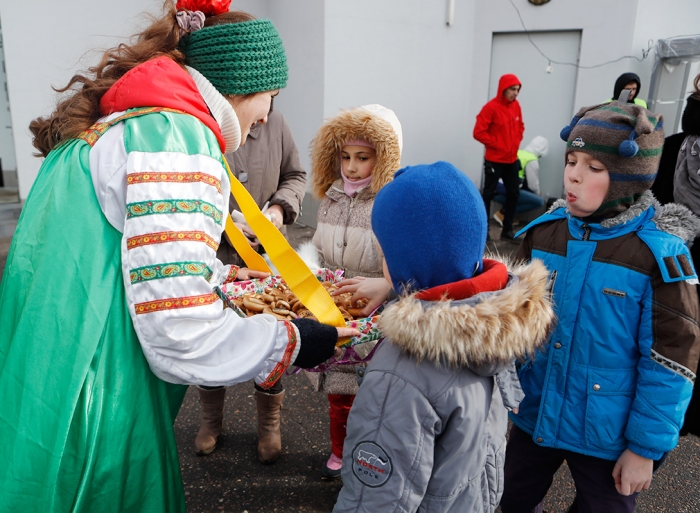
[{"xmin": 1, "ymin": 206, "xmax": 699, "ymax": 512}]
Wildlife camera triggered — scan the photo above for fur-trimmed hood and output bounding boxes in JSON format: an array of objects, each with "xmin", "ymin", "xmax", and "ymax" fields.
[
  {"xmin": 547, "ymin": 191, "xmax": 700, "ymax": 242},
  {"xmin": 379, "ymin": 258, "xmax": 554, "ymax": 370},
  {"xmin": 310, "ymin": 104, "xmax": 402, "ymax": 198}
]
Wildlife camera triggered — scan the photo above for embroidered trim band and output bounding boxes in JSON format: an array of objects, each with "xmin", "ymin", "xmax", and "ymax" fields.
[
  {"xmin": 135, "ymin": 292, "xmax": 220, "ymax": 315},
  {"xmin": 78, "ymin": 107, "xmax": 187, "ymax": 147},
  {"xmin": 127, "ymin": 172, "xmax": 221, "ymax": 193},
  {"xmin": 130, "ymin": 261, "xmax": 213, "ymax": 284},
  {"xmin": 127, "ymin": 230, "xmax": 219, "ymax": 251},
  {"xmin": 126, "ymin": 199, "xmax": 222, "ymax": 224},
  {"xmin": 258, "ymin": 321, "xmax": 297, "ymax": 389},
  {"xmin": 223, "ymin": 265, "xmax": 239, "ymax": 284}
]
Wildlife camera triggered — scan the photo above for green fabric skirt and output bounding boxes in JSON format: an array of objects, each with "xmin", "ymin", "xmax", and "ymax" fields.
[{"xmin": 0, "ymin": 139, "xmax": 188, "ymax": 512}]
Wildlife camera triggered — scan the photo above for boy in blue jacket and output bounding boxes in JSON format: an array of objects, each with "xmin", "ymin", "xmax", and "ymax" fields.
[{"xmin": 500, "ymin": 102, "xmax": 700, "ymax": 513}]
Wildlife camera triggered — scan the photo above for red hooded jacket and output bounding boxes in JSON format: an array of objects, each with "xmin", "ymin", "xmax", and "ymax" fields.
[{"xmin": 473, "ymin": 74, "xmax": 524, "ymax": 163}]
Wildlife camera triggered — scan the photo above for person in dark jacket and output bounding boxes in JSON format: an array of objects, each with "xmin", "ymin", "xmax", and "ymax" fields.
[
  {"xmin": 651, "ymin": 73, "xmax": 700, "ymax": 438},
  {"xmin": 474, "ymin": 73, "xmax": 525, "ymax": 242},
  {"xmin": 194, "ymin": 108, "xmax": 307, "ymax": 463},
  {"xmin": 611, "ymin": 72, "xmax": 648, "ymax": 108}
]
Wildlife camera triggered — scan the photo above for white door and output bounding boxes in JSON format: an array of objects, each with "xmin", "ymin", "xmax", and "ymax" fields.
[{"xmin": 489, "ymin": 31, "xmax": 582, "ymax": 200}]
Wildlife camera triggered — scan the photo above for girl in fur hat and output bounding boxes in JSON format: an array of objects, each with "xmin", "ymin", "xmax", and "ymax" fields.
[{"xmin": 299, "ymin": 104, "xmax": 402, "ymax": 479}]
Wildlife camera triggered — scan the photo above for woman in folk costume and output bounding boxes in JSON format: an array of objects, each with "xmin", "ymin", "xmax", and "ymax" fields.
[
  {"xmin": 0, "ymin": 1, "xmax": 355, "ymax": 511},
  {"xmin": 298, "ymin": 104, "xmax": 403, "ymax": 478}
]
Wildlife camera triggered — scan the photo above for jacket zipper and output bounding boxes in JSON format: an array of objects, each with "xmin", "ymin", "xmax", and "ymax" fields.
[{"xmin": 581, "ymin": 223, "xmax": 591, "ymax": 241}]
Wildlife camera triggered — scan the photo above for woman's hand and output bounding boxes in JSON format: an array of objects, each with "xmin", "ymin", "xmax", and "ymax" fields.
[
  {"xmin": 290, "ymin": 319, "xmax": 360, "ymax": 368},
  {"xmin": 264, "ymin": 204, "xmax": 285, "ymax": 229},
  {"xmin": 612, "ymin": 449, "xmax": 653, "ymax": 496},
  {"xmin": 236, "ymin": 268, "xmax": 271, "ymax": 281},
  {"xmin": 334, "ymin": 326, "xmax": 361, "ymax": 357},
  {"xmin": 333, "ymin": 277, "xmax": 391, "ymax": 316},
  {"xmin": 234, "ymin": 222, "xmax": 259, "ymax": 249}
]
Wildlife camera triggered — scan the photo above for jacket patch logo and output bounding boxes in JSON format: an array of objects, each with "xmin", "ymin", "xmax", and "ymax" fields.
[
  {"xmin": 571, "ymin": 137, "xmax": 585, "ymax": 148},
  {"xmin": 351, "ymin": 441, "xmax": 392, "ymax": 487},
  {"xmin": 603, "ymin": 287, "xmax": 626, "ymax": 298}
]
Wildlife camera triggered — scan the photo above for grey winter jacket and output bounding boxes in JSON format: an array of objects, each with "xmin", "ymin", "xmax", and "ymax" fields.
[{"xmin": 333, "ymin": 259, "xmax": 554, "ymax": 513}]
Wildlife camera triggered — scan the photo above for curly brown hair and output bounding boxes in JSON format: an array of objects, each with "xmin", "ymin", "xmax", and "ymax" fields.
[{"xmin": 29, "ymin": 2, "xmax": 254, "ymax": 157}]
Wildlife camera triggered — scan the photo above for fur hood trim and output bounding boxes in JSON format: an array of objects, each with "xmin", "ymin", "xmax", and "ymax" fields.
[
  {"xmin": 310, "ymin": 105, "xmax": 402, "ymax": 198},
  {"xmin": 548, "ymin": 191, "xmax": 700, "ymax": 241},
  {"xmin": 379, "ymin": 258, "xmax": 554, "ymax": 368}
]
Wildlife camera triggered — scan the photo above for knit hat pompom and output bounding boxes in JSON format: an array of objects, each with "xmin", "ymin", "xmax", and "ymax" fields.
[
  {"xmin": 561, "ymin": 102, "xmax": 664, "ymax": 217},
  {"xmin": 560, "ymin": 116, "xmax": 581, "ymax": 142},
  {"xmin": 618, "ymin": 138, "xmax": 639, "ymax": 158},
  {"xmin": 180, "ymin": 19, "xmax": 288, "ymax": 95},
  {"xmin": 371, "ymin": 161, "xmax": 486, "ymax": 294}
]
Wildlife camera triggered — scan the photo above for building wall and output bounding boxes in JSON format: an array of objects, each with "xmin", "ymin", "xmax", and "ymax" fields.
[
  {"xmin": 0, "ymin": 0, "xmax": 158, "ymax": 199},
  {"xmin": 323, "ymin": 0, "xmax": 476, "ymax": 178},
  {"xmin": 2, "ymin": 0, "xmax": 699, "ymax": 202}
]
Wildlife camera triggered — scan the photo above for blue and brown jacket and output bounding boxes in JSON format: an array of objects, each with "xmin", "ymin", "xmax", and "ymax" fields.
[{"xmin": 512, "ymin": 192, "xmax": 700, "ymax": 461}]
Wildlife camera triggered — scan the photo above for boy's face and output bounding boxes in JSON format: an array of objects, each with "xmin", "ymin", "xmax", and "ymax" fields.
[
  {"xmin": 564, "ymin": 151, "xmax": 610, "ymax": 218},
  {"xmin": 341, "ymin": 146, "xmax": 377, "ymax": 181}
]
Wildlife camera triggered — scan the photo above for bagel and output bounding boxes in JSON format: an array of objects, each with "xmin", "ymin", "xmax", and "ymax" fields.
[
  {"xmin": 275, "ymin": 299, "xmax": 290, "ymax": 310},
  {"xmin": 272, "ymin": 307, "xmax": 290, "ymax": 316},
  {"xmin": 261, "ymin": 292, "xmax": 275, "ymax": 303},
  {"xmin": 347, "ymin": 307, "xmax": 365, "ymax": 318},
  {"xmin": 242, "ymin": 296, "xmax": 266, "ymax": 312},
  {"xmin": 263, "ymin": 305, "xmax": 288, "ymax": 321}
]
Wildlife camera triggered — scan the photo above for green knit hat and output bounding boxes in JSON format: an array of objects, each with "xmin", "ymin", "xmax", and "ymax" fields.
[
  {"xmin": 180, "ymin": 19, "xmax": 288, "ymax": 95},
  {"xmin": 560, "ymin": 102, "xmax": 664, "ymax": 217}
]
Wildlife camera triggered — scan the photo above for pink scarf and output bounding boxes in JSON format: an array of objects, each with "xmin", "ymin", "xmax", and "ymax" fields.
[{"xmin": 341, "ymin": 171, "xmax": 372, "ymax": 197}]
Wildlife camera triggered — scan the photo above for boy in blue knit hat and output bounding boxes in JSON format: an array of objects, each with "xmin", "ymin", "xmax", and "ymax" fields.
[
  {"xmin": 500, "ymin": 102, "xmax": 700, "ymax": 513},
  {"xmin": 332, "ymin": 161, "xmax": 555, "ymax": 513}
]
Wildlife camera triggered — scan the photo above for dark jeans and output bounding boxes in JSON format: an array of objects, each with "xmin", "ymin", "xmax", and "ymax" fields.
[
  {"xmin": 500, "ymin": 425, "xmax": 643, "ymax": 513},
  {"xmin": 494, "ymin": 183, "xmax": 545, "ymax": 214},
  {"xmin": 482, "ymin": 159, "xmax": 521, "ymax": 233}
]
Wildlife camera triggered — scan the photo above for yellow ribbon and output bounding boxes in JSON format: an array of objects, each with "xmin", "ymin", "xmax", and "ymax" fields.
[{"xmin": 222, "ymin": 158, "xmax": 346, "ymax": 327}]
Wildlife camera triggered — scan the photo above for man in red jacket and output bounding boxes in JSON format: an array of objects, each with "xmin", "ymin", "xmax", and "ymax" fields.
[{"xmin": 474, "ymin": 74, "xmax": 525, "ymax": 242}]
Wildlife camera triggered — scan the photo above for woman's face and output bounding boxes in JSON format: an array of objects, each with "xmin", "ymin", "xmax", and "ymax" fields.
[{"xmin": 228, "ymin": 90, "xmax": 279, "ymax": 144}]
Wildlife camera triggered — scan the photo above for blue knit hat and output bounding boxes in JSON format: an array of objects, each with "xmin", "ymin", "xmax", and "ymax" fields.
[{"xmin": 371, "ymin": 161, "xmax": 486, "ymax": 294}]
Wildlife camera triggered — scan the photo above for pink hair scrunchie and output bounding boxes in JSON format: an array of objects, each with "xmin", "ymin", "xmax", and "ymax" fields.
[{"xmin": 176, "ymin": 10, "xmax": 206, "ymax": 37}]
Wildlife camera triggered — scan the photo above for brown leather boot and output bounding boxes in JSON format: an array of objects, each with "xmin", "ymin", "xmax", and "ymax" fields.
[
  {"xmin": 194, "ymin": 387, "xmax": 226, "ymax": 456},
  {"xmin": 255, "ymin": 390, "xmax": 285, "ymax": 464}
]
